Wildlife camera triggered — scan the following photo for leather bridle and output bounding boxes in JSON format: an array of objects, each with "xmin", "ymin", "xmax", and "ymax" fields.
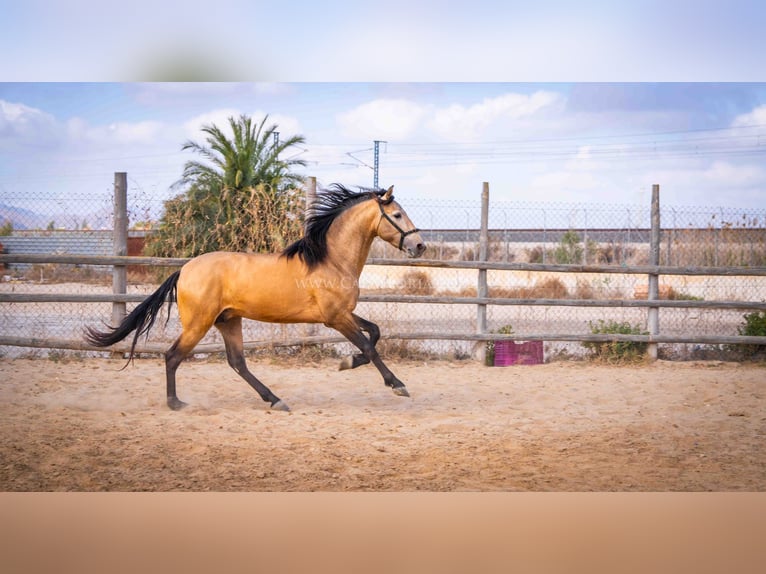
[{"xmin": 377, "ymin": 198, "xmax": 420, "ymax": 251}]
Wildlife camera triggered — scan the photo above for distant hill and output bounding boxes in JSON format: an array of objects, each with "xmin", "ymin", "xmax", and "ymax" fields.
[{"xmin": 0, "ymin": 203, "xmax": 50, "ymax": 230}]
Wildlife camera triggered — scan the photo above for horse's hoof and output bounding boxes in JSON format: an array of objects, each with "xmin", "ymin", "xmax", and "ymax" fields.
[
  {"xmin": 167, "ymin": 398, "xmax": 188, "ymax": 411},
  {"xmin": 271, "ymin": 400, "xmax": 291, "ymax": 412},
  {"xmin": 392, "ymin": 385, "xmax": 410, "ymax": 398},
  {"xmin": 338, "ymin": 356, "xmax": 354, "ymax": 371}
]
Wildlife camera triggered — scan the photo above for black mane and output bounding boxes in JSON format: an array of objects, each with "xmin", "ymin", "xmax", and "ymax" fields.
[{"xmin": 281, "ymin": 184, "xmax": 392, "ymax": 268}]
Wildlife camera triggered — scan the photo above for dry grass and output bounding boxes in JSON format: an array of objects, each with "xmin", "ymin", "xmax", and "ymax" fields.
[
  {"xmin": 18, "ymin": 264, "xmax": 110, "ymax": 285},
  {"xmin": 490, "ymin": 277, "xmax": 569, "ymax": 299},
  {"xmin": 397, "ymin": 270, "xmax": 435, "ymax": 295}
]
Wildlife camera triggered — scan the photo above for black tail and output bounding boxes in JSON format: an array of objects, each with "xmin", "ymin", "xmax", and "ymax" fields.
[{"xmin": 84, "ymin": 270, "xmax": 181, "ymax": 362}]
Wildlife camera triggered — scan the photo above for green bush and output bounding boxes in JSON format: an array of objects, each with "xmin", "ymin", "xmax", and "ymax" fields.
[
  {"xmin": 553, "ymin": 230, "xmax": 583, "ymax": 264},
  {"xmin": 583, "ymin": 319, "xmax": 648, "ymax": 363},
  {"xmin": 730, "ymin": 311, "xmax": 766, "ymax": 360}
]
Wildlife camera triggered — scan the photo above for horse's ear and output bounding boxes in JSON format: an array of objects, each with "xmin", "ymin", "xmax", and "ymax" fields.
[{"xmin": 382, "ymin": 186, "xmax": 394, "ymax": 201}]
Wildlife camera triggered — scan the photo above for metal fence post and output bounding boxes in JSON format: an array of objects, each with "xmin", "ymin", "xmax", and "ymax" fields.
[
  {"xmin": 475, "ymin": 182, "xmax": 489, "ymax": 362},
  {"xmin": 112, "ymin": 172, "xmax": 128, "ymax": 328},
  {"xmin": 582, "ymin": 208, "xmax": 588, "ymax": 265},
  {"xmin": 647, "ymin": 184, "xmax": 660, "ymax": 360}
]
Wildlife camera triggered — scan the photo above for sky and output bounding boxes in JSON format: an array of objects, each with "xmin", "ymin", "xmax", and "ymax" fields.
[
  {"xmin": 1, "ymin": 2, "xmax": 765, "ymax": 228},
  {"xmin": 1, "ymin": 82, "xmax": 765, "ymax": 221}
]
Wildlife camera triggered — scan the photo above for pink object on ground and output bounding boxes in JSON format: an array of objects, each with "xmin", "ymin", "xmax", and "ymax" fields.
[{"xmin": 494, "ymin": 340, "xmax": 544, "ymax": 366}]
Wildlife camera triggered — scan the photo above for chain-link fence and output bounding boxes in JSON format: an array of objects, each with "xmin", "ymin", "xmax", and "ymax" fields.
[{"xmin": 2, "ymin": 181, "xmax": 765, "ymax": 361}]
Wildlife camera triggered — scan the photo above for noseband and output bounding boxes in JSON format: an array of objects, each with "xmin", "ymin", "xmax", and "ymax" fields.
[{"xmin": 377, "ymin": 198, "xmax": 420, "ymax": 251}]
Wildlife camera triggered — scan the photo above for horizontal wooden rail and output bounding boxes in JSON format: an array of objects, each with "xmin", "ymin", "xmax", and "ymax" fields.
[
  {"xmin": 0, "ymin": 253, "xmax": 190, "ymax": 267},
  {"xmin": 3, "ymin": 253, "xmax": 766, "ymax": 277},
  {"xmin": 0, "ymin": 334, "xmax": 346, "ymax": 354},
  {"xmin": 2, "ymin": 251, "xmax": 766, "ymax": 354},
  {"xmin": 360, "ymin": 294, "xmax": 766, "ymax": 310},
  {"xmin": 3, "ymin": 292, "xmax": 766, "ymax": 311},
  {"xmin": 368, "ymin": 258, "xmax": 766, "ymax": 277},
  {"xmin": 1, "ymin": 332, "xmax": 764, "ymax": 353}
]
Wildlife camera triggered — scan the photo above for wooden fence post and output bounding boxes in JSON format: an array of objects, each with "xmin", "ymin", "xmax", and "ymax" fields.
[
  {"xmin": 647, "ymin": 184, "xmax": 660, "ymax": 360},
  {"xmin": 112, "ymin": 172, "xmax": 128, "ymax": 328},
  {"xmin": 305, "ymin": 176, "xmax": 317, "ymax": 227},
  {"xmin": 303, "ymin": 176, "xmax": 319, "ymax": 338},
  {"xmin": 475, "ymin": 182, "xmax": 489, "ymax": 362}
]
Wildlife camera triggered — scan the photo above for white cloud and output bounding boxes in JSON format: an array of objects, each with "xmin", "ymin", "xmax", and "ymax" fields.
[
  {"xmin": 731, "ymin": 104, "xmax": 766, "ymax": 127},
  {"xmin": 427, "ymin": 91, "xmax": 563, "ymax": 140},
  {"xmin": 61, "ymin": 117, "xmax": 167, "ymax": 150},
  {"xmin": 703, "ymin": 160, "xmax": 765, "ymax": 187},
  {"xmin": 108, "ymin": 120, "xmax": 165, "ymax": 144},
  {"xmin": 0, "ymin": 100, "xmax": 61, "ymax": 147},
  {"xmin": 644, "ymin": 160, "xmax": 765, "ymax": 190},
  {"xmin": 263, "ymin": 113, "xmax": 302, "ymax": 139},
  {"xmin": 335, "ymin": 90, "xmax": 564, "ymax": 144},
  {"xmin": 336, "ymin": 99, "xmax": 428, "ymax": 140}
]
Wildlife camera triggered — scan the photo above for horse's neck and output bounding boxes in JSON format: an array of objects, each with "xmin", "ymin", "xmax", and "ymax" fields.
[{"xmin": 325, "ymin": 201, "xmax": 378, "ymax": 277}]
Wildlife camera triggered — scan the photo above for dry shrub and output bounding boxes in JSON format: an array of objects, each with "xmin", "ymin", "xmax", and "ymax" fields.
[
  {"xmin": 438, "ymin": 286, "xmax": 477, "ymax": 297},
  {"xmin": 375, "ymin": 339, "xmax": 431, "ymax": 361},
  {"xmin": 460, "ymin": 246, "xmax": 477, "ymax": 261},
  {"xmin": 525, "ymin": 246, "xmax": 544, "ymax": 263},
  {"xmin": 22, "ymin": 263, "xmax": 109, "ymax": 285},
  {"xmin": 438, "ymin": 245, "xmax": 460, "ymax": 260},
  {"xmin": 573, "ymin": 280, "xmax": 595, "ymax": 299},
  {"xmin": 490, "ymin": 277, "xmax": 569, "ymax": 299},
  {"xmin": 398, "ymin": 270, "xmax": 435, "ymax": 295},
  {"xmin": 664, "ymin": 286, "xmax": 703, "ymax": 301},
  {"xmin": 488, "ymin": 242, "xmax": 514, "ymax": 262},
  {"xmin": 592, "ymin": 243, "xmax": 636, "ymax": 264}
]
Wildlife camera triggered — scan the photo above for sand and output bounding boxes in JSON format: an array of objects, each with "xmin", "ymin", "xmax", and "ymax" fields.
[{"xmin": 1, "ymin": 356, "xmax": 764, "ymax": 491}]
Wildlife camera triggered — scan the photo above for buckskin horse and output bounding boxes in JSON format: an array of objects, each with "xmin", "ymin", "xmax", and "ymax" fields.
[{"xmin": 84, "ymin": 184, "xmax": 426, "ymax": 411}]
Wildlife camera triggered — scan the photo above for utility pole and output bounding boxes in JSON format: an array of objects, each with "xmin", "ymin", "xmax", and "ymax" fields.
[{"xmin": 373, "ymin": 140, "xmax": 386, "ymax": 188}]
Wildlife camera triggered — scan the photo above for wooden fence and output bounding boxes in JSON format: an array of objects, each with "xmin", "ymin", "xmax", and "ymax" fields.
[
  {"xmin": 2, "ymin": 252, "xmax": 766, "ymax": 355},
  {"xmin": 2, "ymin": 177, "xmax": 766, "ymax": 357}
]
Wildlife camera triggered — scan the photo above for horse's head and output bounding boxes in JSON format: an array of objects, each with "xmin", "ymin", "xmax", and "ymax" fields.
[{"xmin": 375, "ymin": 186, "xmax": 427, "ymax": 258}]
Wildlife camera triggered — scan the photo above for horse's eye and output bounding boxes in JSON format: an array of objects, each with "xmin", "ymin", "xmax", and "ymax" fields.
[{"xmin": 392, "ymin": 211, "xmax": 402, "ymax": 219}]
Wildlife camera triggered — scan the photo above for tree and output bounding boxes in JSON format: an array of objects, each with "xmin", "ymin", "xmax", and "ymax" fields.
[{"xmin": 147, "ymin": 114, "xmax": 308, "ymax": 257}]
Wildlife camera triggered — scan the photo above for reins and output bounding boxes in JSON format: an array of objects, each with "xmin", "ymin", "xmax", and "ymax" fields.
[{"xmin": 377, "ymin": 197, "xmax": 420, "ymax": 251}]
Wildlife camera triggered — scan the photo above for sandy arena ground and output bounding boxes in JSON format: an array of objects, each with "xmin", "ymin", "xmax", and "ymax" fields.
[{"xmin": 0, "ymin": 356, "xmax": 764, "ymax": 491}]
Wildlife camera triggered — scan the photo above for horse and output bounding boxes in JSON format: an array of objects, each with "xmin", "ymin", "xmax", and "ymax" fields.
[{"xmin": 84, "ymin": 184, "xmax": 426, "ymax": 412}]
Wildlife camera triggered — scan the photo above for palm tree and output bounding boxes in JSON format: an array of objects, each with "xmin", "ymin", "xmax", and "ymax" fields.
[
  {"xmin": 175, "ymin": 114, "xmax": 307, "ymax": 195},
  {"xmin": 148, "ymin": 114, "xmax": 308, "ymax": 257}
]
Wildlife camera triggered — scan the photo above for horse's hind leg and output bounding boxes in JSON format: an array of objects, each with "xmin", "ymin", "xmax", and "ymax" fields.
[
  {"xmin": 165, "ymin": 327, "xmax": 207, "ymax": 410},
  {"xmin": 215, "ymin": 315, "xmax": 289, "ymax": 412},
  {"xmin": 339, "ymin": 314, "xmax": 380, "ymax": 371}
]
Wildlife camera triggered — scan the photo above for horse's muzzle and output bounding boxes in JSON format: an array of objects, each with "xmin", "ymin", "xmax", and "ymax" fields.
[{"xmin": 405, "ymin": 238, "xmax": 427, "ymax": 258}]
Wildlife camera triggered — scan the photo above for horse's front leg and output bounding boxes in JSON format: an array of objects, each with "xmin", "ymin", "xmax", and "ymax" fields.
[
  {"xmin": 338, "ymin": 314, "xmax": 379, "ymax": 371},
  {"xmin": 331, "ymin": 316, "xmax": 409, "ymax": 398}
]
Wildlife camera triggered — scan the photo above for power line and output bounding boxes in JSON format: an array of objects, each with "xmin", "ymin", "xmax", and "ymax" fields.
[{"xmin": 389, "ymin": 122, "xmax": 766, "ymax": 148}]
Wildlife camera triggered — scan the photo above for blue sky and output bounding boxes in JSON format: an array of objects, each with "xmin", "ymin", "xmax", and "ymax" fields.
[{"xmin": 1, "ymin": 82, "xmax": 765, "ymax": 224}]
